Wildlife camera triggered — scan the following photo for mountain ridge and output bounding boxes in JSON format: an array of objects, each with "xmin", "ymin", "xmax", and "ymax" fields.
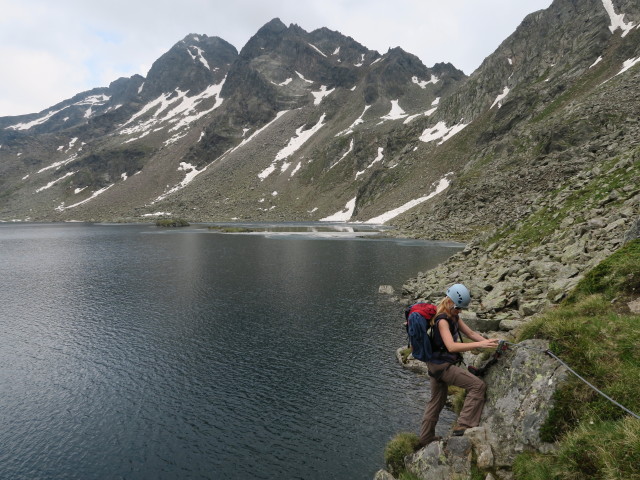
[{"xmin": 0, "ymin": 0, "xmax": 638, "ymax": 233}]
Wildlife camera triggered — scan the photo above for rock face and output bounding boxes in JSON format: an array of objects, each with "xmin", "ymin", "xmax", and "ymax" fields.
[
  {"xmin": 2, "ymin": 0, "xmax": 638, "ymax": 227},
  {"xmin": 401, "ymin": 163, "xmax": 640, "ymax": 327},
  {"xmin": 384, "ymin": 340, "xmax": 568, "ymax": 480},
  {"xmin": 479, "ymin": 340, "xmax": 567, "ymax": 469}
]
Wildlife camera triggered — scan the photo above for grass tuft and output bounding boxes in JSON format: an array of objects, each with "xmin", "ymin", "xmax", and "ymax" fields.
[
  {"xmin": 155, "ymin": 218, "xmax": 190, "ymax": 227},
  {"xmin": 514, "ymin": 418, "xmax": 640, "ymax": 480},
  {"xmin": 514, "ymin": 240, "xmax": 640, "ymax": 479},
  {"xmin": 566, "ymin": 239, "xmax": 640, "ymax": 304},
  {"xmin": 384, "ymin": 432, "xmax": 420, "ymax": 476}
]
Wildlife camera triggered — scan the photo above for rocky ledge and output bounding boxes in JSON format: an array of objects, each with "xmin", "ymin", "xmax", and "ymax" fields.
[
  {"xmin": 402, "ymin": 161, "xmax": 640, "ymax": 330},
  {"xmin": 375, "ymin": 158, "xmax": 639, "ymax": 479},
  {"xmin": 379, "ymin": 340, "xmax": 566, "ymax": 480}
]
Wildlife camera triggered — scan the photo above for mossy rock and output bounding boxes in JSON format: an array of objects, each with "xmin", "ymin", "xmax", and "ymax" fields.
[{"xmin": 155, "ymin": 218, "xmax": 190, "ymax": 227}]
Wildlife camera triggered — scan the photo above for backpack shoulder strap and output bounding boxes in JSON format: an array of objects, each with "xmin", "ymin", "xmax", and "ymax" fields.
[{"xmin": 433, "ymin": 313, "xmax": 461, "ymax": 342}]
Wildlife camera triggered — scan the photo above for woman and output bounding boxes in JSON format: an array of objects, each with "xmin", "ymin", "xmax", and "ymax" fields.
[{"xmin": 419, "ymin": 284, "xmax": 499, "ymax": 447}]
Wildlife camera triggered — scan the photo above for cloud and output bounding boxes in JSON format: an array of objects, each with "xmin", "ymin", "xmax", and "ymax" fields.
[
  {"xmin": 0, "ymin": 0, "xmax": 553, "ymax": 116},
  {"xmin": 0, "ymin": 45, "xmax": 89, "ymax": 116}
]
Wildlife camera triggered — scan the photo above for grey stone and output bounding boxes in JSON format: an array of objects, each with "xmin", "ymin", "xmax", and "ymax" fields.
[
  {"xmin": 480, "ymin": 339, "xmax": 567, "ymax": 467},
  {"xmin": 624, "ymin": 217, "xmax": 640, "ymax": 243},
  {"xmin": 464, "ymin": 317, "xmax": 502, "ymax": 332},
  {"xmin": 628, "ymin": 298, "xmax": 640, "ymax": 314},
  {"xmin": 373, "ymin": 469, "xmax": 396, "ymax": 480},
  {"xmin": 499, "ymin": 319, "xmax": 527, "ymax": 331},
  {"xmin": 465, "ymin": 426, "xmax": 494, "ymax": 469},
  {"xmin": 379, "ymin": 285, "xmax": 395, "ymax": 295}
]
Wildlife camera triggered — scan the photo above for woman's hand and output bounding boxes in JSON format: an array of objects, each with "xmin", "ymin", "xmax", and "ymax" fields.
[{"xmin": 477, "ymin": 338, "xmax": 500, "ymax": 349}]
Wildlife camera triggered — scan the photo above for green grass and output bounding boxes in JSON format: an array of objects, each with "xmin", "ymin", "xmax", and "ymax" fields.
[
  {"xmin": 514, "ymin": 418, "xmax": 640, "ymax": 480},
  {"xmin": 384, "ymin": 432, "xmax": 421, "ymax": 477},
  {"xmin": 399, "ymin": 347, "xmax": 412, "ymax": 363},
  {"xmin": 514, "ymin": 240, "xmax": 640, "ymax": 479},
  {"xmin": 565, "ymin": 239, "xmax": 640, "ymax": 304},
  {"xmin": 448, "ymin": 385, "xmax": 466, "ymax": 415},
  {"xmin": 155, "ymin": 218, "xmax": 190, "ymax": 227}
]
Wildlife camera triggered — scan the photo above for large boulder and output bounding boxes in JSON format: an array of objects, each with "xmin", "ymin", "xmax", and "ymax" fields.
[
  {"xmin": 478, "ymin": 339, "xmax": 568, "ymax": 468},
  {"xmin": 405, "ymin": 437, "xmax": 472, "ymax": 480},
  {"xmin": 395, "ymin": 339, "xmax": 568, "ymax": 480}
]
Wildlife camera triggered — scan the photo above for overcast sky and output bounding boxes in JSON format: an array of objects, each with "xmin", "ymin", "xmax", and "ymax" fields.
[{"xmin": 0, "ymin": 0, "xmax": 554, "ymax": 117}]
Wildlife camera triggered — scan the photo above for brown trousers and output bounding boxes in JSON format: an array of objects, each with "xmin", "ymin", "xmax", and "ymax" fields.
[{"xmin": 420, "ymin": 362, "xmax": 487, "ymax": 445}]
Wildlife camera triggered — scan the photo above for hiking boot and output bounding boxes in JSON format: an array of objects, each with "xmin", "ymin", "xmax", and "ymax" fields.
[
  {"xmin": 452, "ymin": 427, "xmax": 467, "ymax": 436},
  {"xmin": 415, "ymin": 436, "xmax": 442, "ymax": 451}
]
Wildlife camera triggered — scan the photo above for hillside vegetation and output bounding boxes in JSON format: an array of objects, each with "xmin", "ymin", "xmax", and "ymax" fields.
[{"xmin": 514, "ymin": 239, "xmax": 640, "ymax": 480}]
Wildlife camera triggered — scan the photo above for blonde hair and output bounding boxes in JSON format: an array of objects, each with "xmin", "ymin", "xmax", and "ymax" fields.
[{"xmin": 431, "ymin": 296, "xmax": 458, "ymax": 325}]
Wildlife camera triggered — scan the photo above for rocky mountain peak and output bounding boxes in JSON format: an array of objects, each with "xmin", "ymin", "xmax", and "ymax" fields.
[
  {"xmin": 142, "ymin": 34, "xmax": 238, "ymax": 99},
  {"xmin": 0, "ymin": 0, "xmax": 638, "ymax": 244}
]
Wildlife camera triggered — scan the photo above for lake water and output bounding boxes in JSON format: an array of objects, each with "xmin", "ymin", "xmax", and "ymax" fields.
[{"xmin": 0, "ymin": 222, "xmax": 461, "ymax": 480}]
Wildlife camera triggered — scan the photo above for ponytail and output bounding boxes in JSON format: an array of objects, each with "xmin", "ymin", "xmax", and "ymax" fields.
[{"xmin": 432, "ymin": 296, "xmax": 457, "ymax": 325}]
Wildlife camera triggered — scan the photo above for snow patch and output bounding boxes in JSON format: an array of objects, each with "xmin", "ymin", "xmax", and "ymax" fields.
[
  {"xmin": 355, "ymin": 147, "xmax": 384, "ymax": 179},
  {"xmin": 617, "ymin": 57, "xmax": 640, "ymax": 75},
  {"xmin": 6, "ymin": 106, "xmax": 70, "ymax": 131},
  {"xmin": 188, "ymin": 46, "xmax": 211, "ymax": 69},
  {"xmin": 38, "ymin": 153, "xmax": 78, "ymax": 173},
  {"xmin": 365, "ymin": 175, "xmax": 452, "ymax": 224},
  {"xmin": 75, "ymin": 94, "xmax": 110, "ymax": 106},
  {"xmin": 320, "ymin": 196, "xmax": 357, "ymax": 222},
  {"xmin": 141, "ymin": 212, "xmax": 172, "ymax": 217},
  {"xmin": 600, "ymin": 0, "xmax": 635, "ymax": 36},
  {"xmin": 403, "ymin": 107, "xmax": 437, "ymax": 125},
  {"xmin": 311, "ymin": 86, "xmax": 335, "ymax": 105},
  {"xmin": 295, "ymin": 71, "xmax": 314, "ymax": 83},
  {"xmin": 35, "ymin": 171, "xmax": 75, "ymax": 193},
  {"xmin": 259, "ymin": 113, "xmax": 326, "ymax": 180},
  {"xmin": 290, "ymin": 162, "xmax": 302, "ymax": 177},
  {"xmin": 380, "ymin": 100, "xmax": 407, "ymax": 121},
  {"xmin": 228, "ymin": 111, "xmax": 290, "ymax": 157},
  {"xmin": 329, "ymin": 138, "xmax": 354, "ymax": 170},
  {"xmin": 308, "ymin": 43, "xmax": 327, "ymax": 57},
  {"xmin": 119, "ymin": 78, "xmax": 226, "ymax": 138},
  {"xmin": 155, "ymin": 162, "xmax": 205, "ymax": 202},
  {"xmin": 419, "ymin": 121, "xmax": 468, "ymax": 145},
  {"xmin": 590, "ymin": 56, "xmax": 603, "ymax": 68},
  {"xmin": 336, "ymin": 105, "xmax": 370, "ymax": 136},
  {"xmin": 56, "ymin": 184, "xmax": 114, "ymax": 211},
  {"xmin": 490, "ymin": 86, "xmax": 510, "ymax": 109},
  {"xmin": 412, "ymin": 75, "xmax": 438, "ymax": 88}
]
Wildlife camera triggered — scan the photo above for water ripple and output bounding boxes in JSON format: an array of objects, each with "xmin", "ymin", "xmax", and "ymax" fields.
[{"xmin": 0, "ymin": 223, "xmax": 460, "ymax": 480}]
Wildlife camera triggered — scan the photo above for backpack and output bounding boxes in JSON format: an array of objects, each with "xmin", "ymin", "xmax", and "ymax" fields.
[{"xmin": 403, "ymin": 303, "xmax": 437, "ymax": 362}]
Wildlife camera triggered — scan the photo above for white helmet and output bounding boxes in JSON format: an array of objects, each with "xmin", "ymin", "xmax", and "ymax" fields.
[{"xmin": 446, "ymin": 284, "xmax": 471, "ymax": 308}]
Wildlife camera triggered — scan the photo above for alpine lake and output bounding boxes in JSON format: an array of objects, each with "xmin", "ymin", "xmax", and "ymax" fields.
[{"xmin": 0, "ymin": 222, "xmax": 462, "ymax": 480}]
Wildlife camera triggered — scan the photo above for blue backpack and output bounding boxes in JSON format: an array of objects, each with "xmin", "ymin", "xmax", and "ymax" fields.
[{"xmin": 404, "ymin": 303, "xmax": 437, "ymax": 362}]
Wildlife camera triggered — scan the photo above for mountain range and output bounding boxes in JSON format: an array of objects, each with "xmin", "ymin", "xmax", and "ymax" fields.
[{"xmin": 1, "ymin": 0, "xmax": 639, "ymax": 239}]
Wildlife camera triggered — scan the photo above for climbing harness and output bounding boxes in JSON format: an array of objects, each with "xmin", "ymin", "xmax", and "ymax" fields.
[{"xmin": 493, "ymin": 341, "xmax": 640, "ymax": 420}]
